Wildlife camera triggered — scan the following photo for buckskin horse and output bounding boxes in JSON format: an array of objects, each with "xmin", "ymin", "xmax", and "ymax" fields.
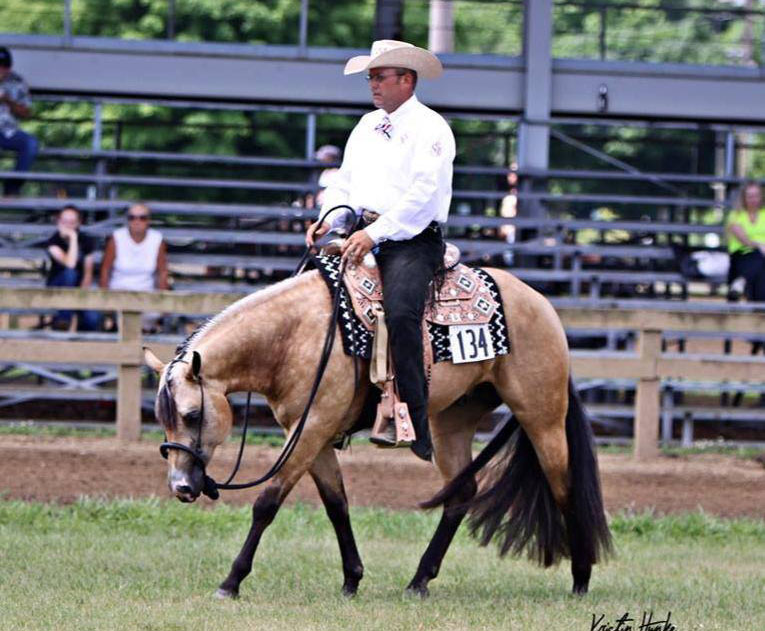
[{"xmin": 144, "ymin": 264, "xmax": 612, "ymax": 599}]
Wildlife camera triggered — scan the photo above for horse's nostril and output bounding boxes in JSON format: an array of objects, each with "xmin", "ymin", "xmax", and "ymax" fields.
[{"xmin": 176, "ymin": 484, "xmax": 193, "ymax": 496}]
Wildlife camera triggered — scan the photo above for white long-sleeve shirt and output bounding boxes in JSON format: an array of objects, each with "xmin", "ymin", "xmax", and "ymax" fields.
[{"xmin": 321, "ymin": 94, "xmax": 456, "ymax": 244}]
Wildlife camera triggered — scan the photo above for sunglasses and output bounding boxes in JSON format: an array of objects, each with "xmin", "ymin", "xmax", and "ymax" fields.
[
  {"xmin": 365, "ymin": 71, "xmax": 405, "ymax": 84},
  {"xmin": 127, "ymin": 214, "xmax": 149, "ymax": 221}
]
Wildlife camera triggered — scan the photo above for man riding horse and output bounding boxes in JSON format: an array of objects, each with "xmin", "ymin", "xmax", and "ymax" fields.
[{"xmin": 306, "ymin": 40, "xmax": 456, "ymax": 462}]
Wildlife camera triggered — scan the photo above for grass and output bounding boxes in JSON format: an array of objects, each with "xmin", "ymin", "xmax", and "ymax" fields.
[{"xmin": 0, "ymin": 499, "xmax": 763, "ymax": 631}]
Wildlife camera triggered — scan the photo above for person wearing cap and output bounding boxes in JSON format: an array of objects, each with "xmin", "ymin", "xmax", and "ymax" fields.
[
  {"xmin": 0, "ymin": 47, "xmax": 37, "ymax": 197},
  {"xmin": 305, "ymin": 40, "xmax": 456, "ymax": 462},
  {"xmin": 313, "ymin": 144, "xmax": 342, "ymax": 208}
]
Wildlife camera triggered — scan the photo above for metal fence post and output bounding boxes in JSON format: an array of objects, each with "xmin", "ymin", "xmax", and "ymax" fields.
[
  {"xmin": 305, "ymin": 112, "xmax": 316, "ymax": 160},
  {"xmin": 599, "ymin": 7, "xmax": 607, "ymax": 60},
  {"xmin": 634, "ymin": 329, "xmax": 662, "ymax": 459},
  {"xmin": 117, "ymin": 310, "xmax": 143, "ymax": 441},
  {"xmin": 92, "ymin": 102, "xmax": 105, "ymax": 199},
  {"xmin": 298, "ymin": 0, "xmax": 309, "ymax": 54},
  {"xmin": 167, "ymin": 0, "xmax": 176, "ymax": 39},
  {"xmin": 63, "ymin": 0, "xmax": 73, "ymax": 45}
]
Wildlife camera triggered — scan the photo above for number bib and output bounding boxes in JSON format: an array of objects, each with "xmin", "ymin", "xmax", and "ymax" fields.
[{"xmin": 448, "ymin": 324, "xmax": 496, "ymax": 364}]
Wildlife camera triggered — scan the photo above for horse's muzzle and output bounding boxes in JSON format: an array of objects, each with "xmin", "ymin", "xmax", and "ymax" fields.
[{"xmin": 169, "ymin": 464, "xmax": 205, "ymax": 502}]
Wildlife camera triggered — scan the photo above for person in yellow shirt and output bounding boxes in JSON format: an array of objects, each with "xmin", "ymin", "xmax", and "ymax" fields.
[{"xmin": 726, "ymin": 181, "xmax": 765, "ymax": 301}]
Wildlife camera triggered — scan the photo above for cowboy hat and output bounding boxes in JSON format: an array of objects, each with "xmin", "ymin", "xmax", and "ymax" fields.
[{"xmin": 344, "ymin": 40, "xmax": 443, "ymax": 80}]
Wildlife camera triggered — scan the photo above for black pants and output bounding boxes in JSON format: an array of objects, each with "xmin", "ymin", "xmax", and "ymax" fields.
[
  {"xmin": 730, "ymin": 250, "xmax": 765, "ymax": 302},
  {"xmin": 374, "ymin": 227, "xmax": 444, "ymax": 426}
]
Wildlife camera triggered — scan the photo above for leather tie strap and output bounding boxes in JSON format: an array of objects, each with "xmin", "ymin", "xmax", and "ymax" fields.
[{"xmin": 369, "ymin": 302, "xmax": 389, "ymax": 388}]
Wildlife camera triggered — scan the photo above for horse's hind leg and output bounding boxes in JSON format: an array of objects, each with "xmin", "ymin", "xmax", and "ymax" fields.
[
  {"xmin": 309, "ymin": 445, "xmax": 364, "ymax": 596},
  {"xmin": 406, "ymin": 391, "xmax": 495, "ymax": 597}
]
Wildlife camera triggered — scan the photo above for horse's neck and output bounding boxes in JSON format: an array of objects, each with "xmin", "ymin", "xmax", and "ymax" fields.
[{"xmin": 189, "ymin": 274, "xmax": 312, "ymax": 395}]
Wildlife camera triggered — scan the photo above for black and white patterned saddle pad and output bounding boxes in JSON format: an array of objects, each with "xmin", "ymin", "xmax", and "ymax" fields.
[{"xmin": 311, "ymin": 253, "xmax": 510, "ymax": 363}]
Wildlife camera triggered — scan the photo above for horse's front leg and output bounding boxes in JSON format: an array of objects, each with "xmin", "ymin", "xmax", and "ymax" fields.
[
  {"xmin": 216, "ymin": 481, "xmax": 285, "ymax": 599},
  {"xmin": 309, "ymin": 444, "xmax": 364, "ymax": 596},
  {"xmin": 216, "ymin": 417, "xmax": 335, "ymax": 599}
]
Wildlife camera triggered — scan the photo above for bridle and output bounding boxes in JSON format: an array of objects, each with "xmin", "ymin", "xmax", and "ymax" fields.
[
  {"xmin": 160, "ymin": 371, "xmax": 252, "ymax": 501},
  {"xmin": 159, "ymin": 205, "xmax": 358, "ymax": 501}
]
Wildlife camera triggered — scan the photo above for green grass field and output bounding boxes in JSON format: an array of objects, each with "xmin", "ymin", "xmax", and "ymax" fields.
[{"xmin": 1, "ymin": 499, "xmax": 763, "ymax": 631}]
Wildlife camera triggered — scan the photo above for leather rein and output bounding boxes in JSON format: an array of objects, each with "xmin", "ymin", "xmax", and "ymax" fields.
[{"xmin": 159, "ymin": 205, "xmax": 357, "ymax": 500}]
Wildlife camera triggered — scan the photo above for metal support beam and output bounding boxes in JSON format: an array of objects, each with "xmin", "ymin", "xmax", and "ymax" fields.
[
  {"xmin": 429, "ymin": 0, "xmax": 454, "ymax": 54},
  {"xmin": 167, "ymin": 0, "xmax": 176, "ymax": 40},
  {"xmin": 518, "ymin": 0, "xmax": 553, "ymax": 218},
  {"xmin": 375, "ymin": 0, "xmax": 403, "ymax": 41},
  {"xmin": 305, "ymin": 112, "xmax": 316, "ymax": 160},
  {"xmin": 299, "ymin": 0, "xmax": 309, "ymax": 54},
  {"xmin": 63, "ymin": 0, "xmax": 73, "ymax": 44}
]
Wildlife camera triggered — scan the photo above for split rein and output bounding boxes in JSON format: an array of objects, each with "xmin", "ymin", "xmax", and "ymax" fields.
[{"xmin": 159, "ymin": 205, "xmax": 357, "ymax": 500}]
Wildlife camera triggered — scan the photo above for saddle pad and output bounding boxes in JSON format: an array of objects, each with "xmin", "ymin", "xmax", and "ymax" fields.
[
  {"xmin": 311, "ymin": 253, "xmax": 510, "ymax": 364},
  {"xmin": 345, "ymin": 257, "xmax": 497, "ymax": 330}
]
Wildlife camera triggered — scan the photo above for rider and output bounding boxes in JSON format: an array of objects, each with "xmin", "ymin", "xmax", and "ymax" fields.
[{"xmin": 305, "ymin": 40, "xmax": 456, "ymax": 462}]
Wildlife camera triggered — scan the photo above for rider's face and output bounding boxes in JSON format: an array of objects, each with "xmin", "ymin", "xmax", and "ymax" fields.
[{"xmin": 368, "ymin": 67, "xmax": 413, "ymax": 114}]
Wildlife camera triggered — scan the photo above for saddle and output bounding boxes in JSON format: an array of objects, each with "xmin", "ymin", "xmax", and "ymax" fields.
[{"xmin": 332, "ymin": 242, "xmax": 502, "ymax": 448}]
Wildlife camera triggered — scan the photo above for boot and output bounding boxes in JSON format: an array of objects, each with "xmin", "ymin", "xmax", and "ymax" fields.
[{"xmin": 410, "ymin": 415, "xmax": 432, "ymax": 462}]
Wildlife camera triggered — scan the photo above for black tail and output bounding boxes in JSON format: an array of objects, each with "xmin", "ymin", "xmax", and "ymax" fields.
[
  {"xmin": 422, "ymin": 378, "xmax": 612, "ymax": 568},
  {"xmin": 563, "ymin": 378, "xmax": 612, "ymax": 565}
]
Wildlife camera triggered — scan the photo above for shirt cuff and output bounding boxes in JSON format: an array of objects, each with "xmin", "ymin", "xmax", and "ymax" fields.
[{"xmin": 363, "ymin": 220, "xmax": 388, "ymax": 245}]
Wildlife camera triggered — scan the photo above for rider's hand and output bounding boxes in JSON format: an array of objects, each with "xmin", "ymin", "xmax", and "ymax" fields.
[
  {"xmin": 341, "ymin": 230, "xmax": 375, "ymax": 266},
  {"xmin": 306, "ymin": 221, "xmax": 330, "ymax": 247}
]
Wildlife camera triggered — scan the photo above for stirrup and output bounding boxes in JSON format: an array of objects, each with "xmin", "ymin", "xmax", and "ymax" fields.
[{"xmin": 369, "ymin": 382, "xmax": 416, "ymax": 448}]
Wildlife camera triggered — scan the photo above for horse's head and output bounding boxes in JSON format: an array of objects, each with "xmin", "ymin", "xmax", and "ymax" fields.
[{"xmin": 144, "ymin": 348, "xmax": 234, "ymax": 503}]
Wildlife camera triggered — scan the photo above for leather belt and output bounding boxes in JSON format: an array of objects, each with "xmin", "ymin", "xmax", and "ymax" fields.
[
  {"xmin": 360, "ymin": 209, "xmax": 441, "ymax": 234},
  {"xmin": 361, "ymin": 209, "xmax": 380, "ymax": 224}
]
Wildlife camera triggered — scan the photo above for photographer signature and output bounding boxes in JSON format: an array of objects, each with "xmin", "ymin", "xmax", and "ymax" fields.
[{"xmin": 590, "ymin": 611, "xmax": 676, "ymax": 631}]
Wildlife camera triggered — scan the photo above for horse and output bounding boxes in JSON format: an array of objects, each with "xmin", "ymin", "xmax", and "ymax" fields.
[{"xmin": 144, "ymin": 265, "xmax": 612, "ymax": 599}]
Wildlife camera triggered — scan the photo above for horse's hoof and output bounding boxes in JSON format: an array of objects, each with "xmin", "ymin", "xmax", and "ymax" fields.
[
  {"xmin": 405, "ymin": 584, "xmax": 429, "ymax": 599},
  {"xmin": 571, "ymin": 583, "xmax": 589, "ymax": 596},
  {"xmin": 215, "ymin": 587, "xmax": 239, "ymax": 600},
  {"xmin": 341, "ymin": 584, "xmax": 358, "ymax": 598}
]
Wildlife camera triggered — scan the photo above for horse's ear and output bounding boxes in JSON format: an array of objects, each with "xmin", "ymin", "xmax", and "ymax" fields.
[
  {"xmin": 191, "ymin": 351, "xmax": 202, "ymax": 380},
  {"xmin": 143, "ymin": 347, "xmax": 165, "ymax": 375}
]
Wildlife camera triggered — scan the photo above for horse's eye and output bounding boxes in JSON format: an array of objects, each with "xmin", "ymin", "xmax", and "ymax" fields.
[{"xmin": 182, "ymin": 410, "xmax": 202, "ymax": 427}]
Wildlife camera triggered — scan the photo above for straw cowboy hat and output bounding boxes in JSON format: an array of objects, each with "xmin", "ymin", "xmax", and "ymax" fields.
[{"xmin": 344, "ymin": 40, "xmax": 443, "ymax": 79}]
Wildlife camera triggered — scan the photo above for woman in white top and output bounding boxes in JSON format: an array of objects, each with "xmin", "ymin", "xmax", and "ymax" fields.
[{"xmin": 100, "ymin": 203, "xmax": 169, "ymax": 330}]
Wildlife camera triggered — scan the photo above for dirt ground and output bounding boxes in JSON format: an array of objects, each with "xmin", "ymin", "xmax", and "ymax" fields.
[{"xmin": 1, "ymin": 435, "xmax": 764, "ymax": 518}]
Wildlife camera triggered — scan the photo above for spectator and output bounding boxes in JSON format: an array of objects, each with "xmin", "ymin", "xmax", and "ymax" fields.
[
  {"xmin": 726, "ymin": 181, "xmax": 765, "ymax": 302},
  {"xmin": 498, "ymin": 162, "xmax": 518, "ymax": 266},
  {"xmin": 314, "ymin": 144, "xmax": 342, "ymax": 209},
  {"xmin": 99, "ymin": 203, "xmax": 169, "ymax": 332},
  {"xmin": 0, "ymin": 47, "xmax": 38, "ymax": 197},
  {"xmin": 45, "ymin": 205, "xmax": 101, "ymax": 331}
]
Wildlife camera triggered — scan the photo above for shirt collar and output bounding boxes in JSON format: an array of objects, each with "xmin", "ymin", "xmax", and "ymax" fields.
[{"xmin": 382, "ymin": 94, "xmax": 419, "ymax": 123}]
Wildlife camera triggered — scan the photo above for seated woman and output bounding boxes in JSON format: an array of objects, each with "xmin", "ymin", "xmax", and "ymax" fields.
[
  {"xmin": 45, "ymin": 204, "xmax": 101, "ymax": 331},
  {"xmin": 99, "ymin": 203, "xmax": 169, "ymax": 332},
  {"xmin": 726, "ymin": 181, "xmax": 765, "ymax": 302}
]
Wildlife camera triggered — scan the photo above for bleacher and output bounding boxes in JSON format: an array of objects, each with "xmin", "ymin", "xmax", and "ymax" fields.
[{"xmin": 3, "ymin": 0, "xmax": 765, "ymax": 448}]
